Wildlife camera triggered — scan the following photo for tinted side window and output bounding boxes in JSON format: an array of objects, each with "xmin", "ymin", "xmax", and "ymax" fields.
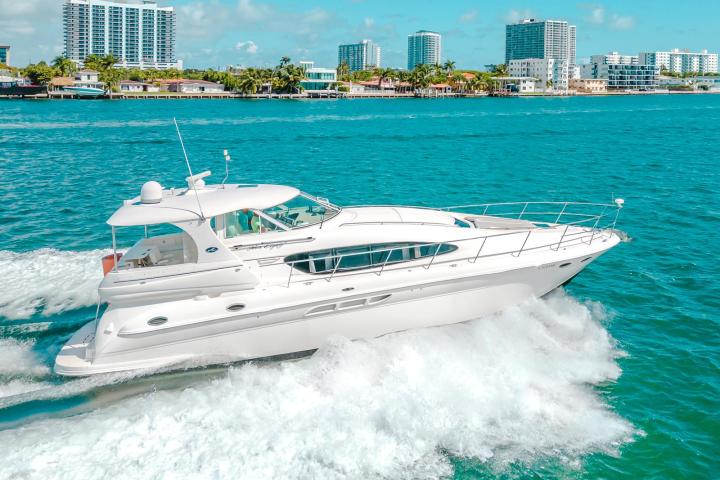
[{"xmin": 285, "ymin": 243, "xmax": 457, "ymax": 274}]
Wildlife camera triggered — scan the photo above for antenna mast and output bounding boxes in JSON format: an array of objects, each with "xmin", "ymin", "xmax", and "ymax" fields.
[
  {"xmin": 173, "ymin": 118, "xmax": 206, "ymax": 221},
  {"xmin": 222, "ymin": 149, "xmax": 231, "ymax": 187}
]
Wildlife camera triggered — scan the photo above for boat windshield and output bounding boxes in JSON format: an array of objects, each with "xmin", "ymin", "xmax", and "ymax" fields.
[{"xmin": 262, "ymin": 194, "xmax": 340, "ymax": 229}]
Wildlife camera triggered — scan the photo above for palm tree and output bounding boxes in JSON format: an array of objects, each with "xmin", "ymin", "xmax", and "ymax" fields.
[
  {"xmin": 279, "ymin": 56, "xmax": 291, "ymax": 67},
  {"xmin": 52, "ymin": 55, "xmax": 77, "ymax": 77},
  {"xmin": 84, "ymin": 53, "xmax": 118, "ymax": 72},
  {"xmin": 480, "ymin": 73, "xmax": 497, "ymax": 93},
  {"xmin": 374, "ymin": 67, "xmax": 395, "ymax": 90},
  {"xmin": 237, "ymin": 68, "xmax": 264, "ymax": 95},
  {"xmin": 410, "ymin": 64, "xmax": 432, "ymax": 90},
  {"xmin": 274, "ymin": 64, "xmax": 304, "ymax": 93},
  {"xmin": 492, "ymin": 64, "xmax": 508, "ymax": 76},
  {"xmin": 337, "ymin": 61, "xmax": 350, "ymax": 82},
  {"xmin": 443, "ymin": 60, "xmax": 456, "ymax": 74},
  {"xmin": 449, "ymin": 72, "xmax": 466, "ymax": 92}
]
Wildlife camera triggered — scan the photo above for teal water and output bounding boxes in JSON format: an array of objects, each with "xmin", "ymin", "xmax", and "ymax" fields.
[{"xmin": 0, "ymin": 96, "xmax": 718, "ymax": 479}]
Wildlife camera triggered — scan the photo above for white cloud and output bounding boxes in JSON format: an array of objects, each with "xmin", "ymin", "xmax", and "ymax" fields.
[
  {"xmin": 236, "ymin": 41, "xmax": 258, "ymax": 54},
  {"xmin": 0, "ymin": 0, "xmax": 41, "ymax": 15},
  {"xmin": 363, "ymin": 17, "xmax": 374, "ymax": 28},
  {"xmin": 460, "ymin": 10, "xmax": 478, "ymax": 23},
  {"xmin": 610, "ymin": 14, "xmax": 635, "ymax": 30},
  {"xmin": 236, "ymin": 0, "xmax": 272, "ymax": 22},
  {"xmin": 0, "ymin": 0, "xmax": 61, "ymax": 64},
  {"xmin": 580, "ymin": 5, "xmax": 634, "ymax": 30},
  {"xmin": 177, "ymin": 2, "xmax": 232, "ymax": 39},
  {"xmin": 505, "ymin": 8, "xmax": 534, "ymax": 23},
  {"xmin": 588, "ymin": 7, "xmax": 605, "ymax": 24}
]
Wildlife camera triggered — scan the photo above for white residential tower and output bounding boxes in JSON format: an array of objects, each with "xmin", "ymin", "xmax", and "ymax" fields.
[{"xmin": 63, "ymin": 0, "xmax": 181, "ymax": 70}]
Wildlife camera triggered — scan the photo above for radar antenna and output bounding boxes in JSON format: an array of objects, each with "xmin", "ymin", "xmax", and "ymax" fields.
[
  {"xmin": 173, "ymin": 118, "xmax": 206, "ymax": 221},
  {"xmin": 222, "ymin": 149, "xmax": 231, "ymax": 187}
]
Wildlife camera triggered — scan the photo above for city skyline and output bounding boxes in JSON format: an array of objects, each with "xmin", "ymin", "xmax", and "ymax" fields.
[{"xmin": 2, "ymin": 0, "xmax": 720, "ymax": 70}]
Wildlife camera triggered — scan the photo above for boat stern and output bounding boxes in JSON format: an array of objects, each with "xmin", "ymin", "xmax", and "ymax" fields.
[{"xmin": 54, "ymin": 321, "xmax": 97, "ymax": 376}]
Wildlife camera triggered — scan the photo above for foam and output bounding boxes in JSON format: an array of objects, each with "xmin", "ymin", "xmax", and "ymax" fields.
[
  {"xmin": 0, "ymin": 292, "xmax": 636, "ymax": 478},
  {"xmin": 0, "ymin": 338, "xmax": 52, "ymax": 399},
  {"xmin": 0, "ymin": 249, "xmax": 109, "ymax": 320},
  {"xmin": 0, "ymin": 379, "xmax": 51, "ymax": 398}
]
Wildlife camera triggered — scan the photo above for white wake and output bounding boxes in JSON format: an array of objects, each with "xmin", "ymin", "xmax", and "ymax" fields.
[
  {"xmin": 0, "ymin": 249, "xmax": 109, "ymax": 320},
  {"xmin": 0, "ymin": 292, "xmax": 636, "ymax": 479}
]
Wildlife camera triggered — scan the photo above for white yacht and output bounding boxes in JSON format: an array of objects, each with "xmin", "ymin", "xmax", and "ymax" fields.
[{"xmin": 55, "ymin": 171, "xmax": 626, "ymax": 376}]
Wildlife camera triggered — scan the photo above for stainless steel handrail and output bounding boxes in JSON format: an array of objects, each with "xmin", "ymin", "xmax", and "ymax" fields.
[
  {"xmin": 270, "ymin": 202, "xmax": 622, "ymax": 286},
  {"xmin": 277, "ymin": 227, "xmax": 613, "ymax": 287},
  {"xmin": 252, "ymin": 201, "xmax": 624, "ymax": 281}
]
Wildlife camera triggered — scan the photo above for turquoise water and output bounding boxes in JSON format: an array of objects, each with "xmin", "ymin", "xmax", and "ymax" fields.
[{"xmin": 0, "ymin": 96, "xmax": 718, "ymax": 479}]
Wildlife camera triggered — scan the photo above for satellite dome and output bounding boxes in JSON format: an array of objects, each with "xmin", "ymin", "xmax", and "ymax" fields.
[{"xmin": 140, "ymin": 181, "xmax": 163, "ymax": 204}]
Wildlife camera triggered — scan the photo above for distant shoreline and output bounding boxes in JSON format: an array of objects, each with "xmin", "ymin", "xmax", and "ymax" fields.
[{"xmin": 1, "ymin": 90, "xmax": 719, "ymax": 100}]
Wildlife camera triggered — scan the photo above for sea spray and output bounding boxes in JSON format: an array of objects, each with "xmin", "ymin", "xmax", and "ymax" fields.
[
  {"xmin": 0, "ymin": 249, "xmax": 109, "ymax": 320},
  {"xmin": 0, "ymin": 338, "xmax": 52, "ymax": 399},
  {"xmin": 0, "ymin": 292, "xmax": 636, "ymax": 479}
]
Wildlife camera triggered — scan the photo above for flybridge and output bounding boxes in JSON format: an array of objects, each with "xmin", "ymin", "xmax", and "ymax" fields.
[{"xmin": 109, "ymin": 183, "xmax": 301, "ymax": 226}]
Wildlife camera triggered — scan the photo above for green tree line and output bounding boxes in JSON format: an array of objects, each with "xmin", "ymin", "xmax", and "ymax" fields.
[{"xmin": 15, "ymin": 53, "xmax": 510, "ymax": 94}]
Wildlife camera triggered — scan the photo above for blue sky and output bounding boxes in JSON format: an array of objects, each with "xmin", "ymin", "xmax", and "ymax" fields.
[{"xmin": 2, "ymin": 0, "xmax": 719, "ymax": 69}]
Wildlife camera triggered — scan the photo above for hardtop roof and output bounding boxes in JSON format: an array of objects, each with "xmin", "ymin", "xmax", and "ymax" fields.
[{"xmin": 107, "ymin": 183, "xmax": 300, "ymax": 227}]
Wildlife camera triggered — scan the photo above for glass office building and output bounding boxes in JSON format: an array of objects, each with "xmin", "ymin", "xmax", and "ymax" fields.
[
  {"xmin": 407, "ymin": 31, "xmax": 441, "ymax": 70},
  {"xmin": 338, "ymin": 40, "xmax": 381, "ymax": 72},
  {"xmin": 63, "ymin": 0, "xmax": 181, "ymax": 70}
]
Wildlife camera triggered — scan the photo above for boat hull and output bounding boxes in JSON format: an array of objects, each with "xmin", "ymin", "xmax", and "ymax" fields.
[
  {"xmin": 0, "ymin": 85, "xmax": 46, "ymax": 96},
  {"xmin": 55, "ymin": 246, "xmax": 610, "ymax": 376},
  {"xmin": 62, "ymin": 87, "xmax": 105, "ymax": 98}
]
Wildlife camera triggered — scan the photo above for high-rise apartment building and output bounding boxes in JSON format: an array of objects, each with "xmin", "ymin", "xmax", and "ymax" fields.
[
  {"xmin": 568, "ymin": 25, "xmax": 576, "ymax": 67},
  {"xmin": 63, "ymin": 0, "xmax": 181, "ymax": 70},
  {"xmin": 505, "ymin": 19, "xmax": 576, "ymax": 67},
  {"xmin": 639, "ymin": 49, "xmax": 718, "ymax": 74},
  {"xmin": 338, "ymin": 40, "xmax": 381, "ymax": 72},
  {"xmin": 407, "ymin": 30, "xmax": 441, "ymax": 70}
]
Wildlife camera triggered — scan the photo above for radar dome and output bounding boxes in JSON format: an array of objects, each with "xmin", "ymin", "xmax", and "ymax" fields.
[{"xmin": 140, "ymin": 181, "xmax": 163, "ymax": 204}]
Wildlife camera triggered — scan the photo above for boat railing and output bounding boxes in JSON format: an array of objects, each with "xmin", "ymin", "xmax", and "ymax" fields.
[{"xmin": 276, "ymin": 200, "xmax": 624, "ymax": 287}]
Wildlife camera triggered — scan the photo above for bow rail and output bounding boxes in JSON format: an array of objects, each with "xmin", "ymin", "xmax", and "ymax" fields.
[{"xmin": 256, "ymin": 200, "xmax": 625, "ymax": 287}]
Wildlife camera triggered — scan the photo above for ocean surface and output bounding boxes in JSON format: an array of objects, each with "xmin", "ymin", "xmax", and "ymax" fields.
[{"xmin": 0, "ymin": 96, "xmax": 718, "ymax": 479}]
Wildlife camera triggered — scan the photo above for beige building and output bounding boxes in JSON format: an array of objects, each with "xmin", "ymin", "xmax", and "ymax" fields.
[{"xmin": 570, "ymin": 78, "xmax": 607, "ymax": 93}]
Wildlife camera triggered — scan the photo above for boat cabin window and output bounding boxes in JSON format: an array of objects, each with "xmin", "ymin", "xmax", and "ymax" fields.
[
  {"xmin": 262, "ymin": 194, "xmax": 340, "ymax": 229},
  {"xmin": 114, "ymin": 224, "xmax": 198, "ymax": 270},
  {"xmin": 224, "ymin": 209, "xmax": 284, "ymax": 238},
  {"xmin": 284, "ymin": 242, "xmax": 458, "ymax": 274}
]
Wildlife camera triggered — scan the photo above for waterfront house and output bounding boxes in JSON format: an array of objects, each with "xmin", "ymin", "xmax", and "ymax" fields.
[
  {"xmin": 75, "ymin": 70, "xmax": 99, "ymax": 83},
  {"xmin": 657, "ymin": 75, "xmax": 720, "ymax": 92},
  {"xmin": 300, "ymin": 65, "xmax": 337, "ymax": 92},
  {"xmin": 73, "ymin": 70, "xmax": 105, "ymax": 90},
  {"xmin": 431, "ymin": 83, "xmax": 453, "ymax": 94},
  {"xmin": 49, "ymin": 77, "xmax": 74, "ymax": 91},
  {"xmin": 494, "ymin": 76, "xmax": 537, "ymax": 93},
  {"xmin": 358, "ymin": 79, "xmax": 395, "ymax": 91},
  {"xmin": 162, "ymin": 79, "xmax": 225, "ymax": 93},
  {"xmin": 569, "ymin": 78, "xmax": 607, "ymax": 93},
  {"xmin": 337, "ymin": 81, "xmax": 366, "ymax": 94},
  {"xmin": 119, "ymin": 80, "xmax": 160, "ymax": 93}
]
